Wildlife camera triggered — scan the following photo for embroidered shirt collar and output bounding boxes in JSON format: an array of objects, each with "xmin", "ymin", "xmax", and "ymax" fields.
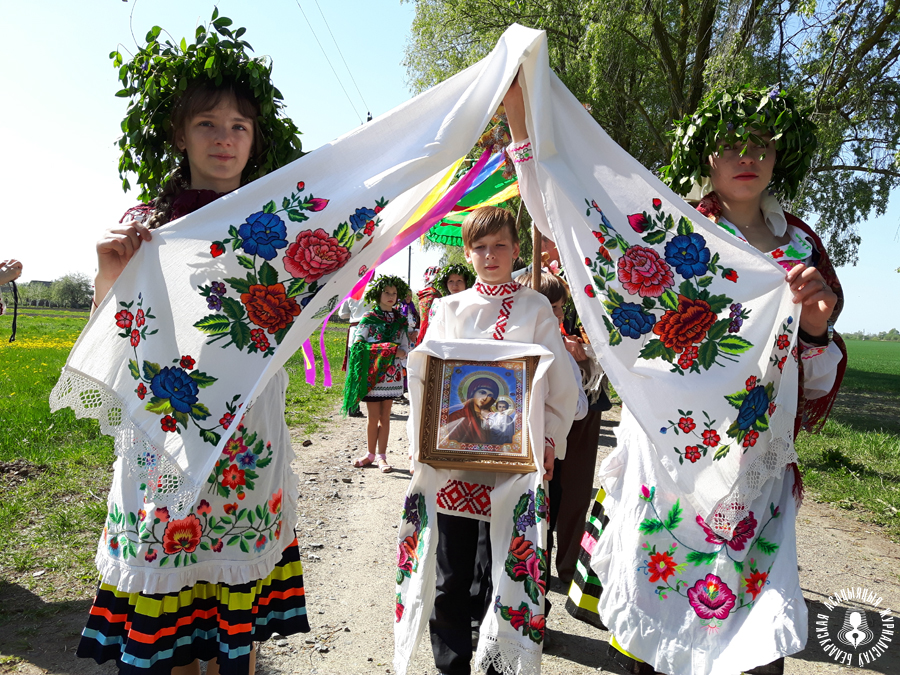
[{"xmin": 473, "ymin": 280, "xmax": 521, "ymax": 297}]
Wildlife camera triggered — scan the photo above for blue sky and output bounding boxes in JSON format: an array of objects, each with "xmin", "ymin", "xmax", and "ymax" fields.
[{"xmin": 1, "ymin": 1, "xmax": 897, "ymax": 332}]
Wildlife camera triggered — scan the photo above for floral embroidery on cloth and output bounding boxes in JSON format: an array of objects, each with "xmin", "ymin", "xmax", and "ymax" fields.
[{"xmin": 395, "ymin": 493, "xmax": 429, "ymax": 623}]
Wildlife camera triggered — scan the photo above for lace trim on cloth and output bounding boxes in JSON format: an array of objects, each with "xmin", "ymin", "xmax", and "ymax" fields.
[
  {"xmin": 49, "ymin": 369, "xmax": 201, "ymax": 518},
  {"xmin": 474, "ymin": 634, "xmax": 541, "ymax": 675},
  {"xmin": 709, "ymin": 435, "xmax": 798, "ymax": 536}
]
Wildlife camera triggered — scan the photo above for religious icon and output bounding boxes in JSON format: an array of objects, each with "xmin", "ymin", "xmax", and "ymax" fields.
[{"xmin": 418, "ymin": 355, "xmax": 537, "ymax": 473}]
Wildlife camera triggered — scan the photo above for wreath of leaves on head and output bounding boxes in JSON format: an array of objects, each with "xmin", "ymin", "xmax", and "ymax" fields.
[
  {"xmin": 661, "ymin": 86, "xmax": 818, "ymax": 201},
  {"xmin": 112, "ymin": 8, "xmax": 303, "ymax": 202},
  {"xmin": 364, "ymin": 275, "xmax": 411, "ymax": 308},
  {"xmin": 434, "ymin": 263, "xmax": 476, "ymax": 296}
]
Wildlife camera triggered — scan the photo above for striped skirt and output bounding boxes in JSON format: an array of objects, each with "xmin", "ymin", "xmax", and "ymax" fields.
[
  {"xmin": 76, "ymin": 539, "xmax": 310, "ymax": 674},
  {"xmin": 564, "ymin": 488, "xmax": 609, "ymax": 629}
]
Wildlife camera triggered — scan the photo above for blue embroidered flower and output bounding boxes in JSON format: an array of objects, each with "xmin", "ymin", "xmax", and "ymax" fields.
[
  {"xmin": 665, "ymin": 233, "xmax": 711, "ymax": 278},
  {"xmin": 211, "ymin": 282, "xmax": 227, "ymax": 296},
  {"xmin": 611, "ymin": 303, "xmax": 656, "ymax": 339},
  {"xmin": 150, "ymin": 366, "xmax": 199, "ymax": 414},
  {"xmin": 238, "ymin": 212, "xmax": 288, "ymax": 260},
  {"xmin": 515, "ymin": 490, "xmax": 537, "ymax": 532},
  {"xmin": 737, "ymin": 385, "xmax": 770, "ymax": 430},
  {"xmin": 207, "ymin": 294, "xmax": 222, "ymax": 311},
  {"xmin": 403, "ymin": 494, "xmax": 422, "ymax": 530},
  {"xmin": 237, "ymin": 451, "xmax": 257, "ymax": 470},
  {"xmin": 349, "ymin": 207, "xmax": 377, "ymax": 232}
]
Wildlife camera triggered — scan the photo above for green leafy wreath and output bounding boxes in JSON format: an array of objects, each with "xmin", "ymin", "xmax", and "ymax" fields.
[
  {"xmin": 661, "ymin": 86, "xmax": 817, "ymax": 201},
  {"xmin": 363, "ymin": 275, "xmax": 411, "ymax": 307},
  {"xmin": 433, "ymin": 263, "xmax": 476, "ymax": 296},
  {"xmin": 112, "ymin": 8, "xmax": 302, "ymax": 201}
]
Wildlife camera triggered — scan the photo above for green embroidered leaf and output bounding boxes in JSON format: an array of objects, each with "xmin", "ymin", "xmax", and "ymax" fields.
[
  {"xmin": 718, "ymin": 335, "xmax": 753, "ymax": 355},
  {"xmin": 126, "ymin": 511, "xmax": 136, "ymax": 526},
  {"xmin": 640, "ymin": 339, "xmax": 676, "ymax": 362},
  {"xmin": 523, "ymin": 576, "xmax": 543, "ymax": 605},
  {"xmin": 764, "ymin": 381, "xmax": 775, "ymax": 400},
  {"xmin": 220, "ymin": 516, "xmax": 233, "ymax": 525},
  {"xmin": 247, "ymin": 511, "xmax": 255, "ymax": 525},
  {"xmin": 200, "ymin": 429, "xmax": 221, "ymax": 445},
  {"xmin": 609, "ymin": 328, "xmax": 623, "ymax": 346},
  {"xmin": 213, "ymin": 525, "xmax": 227, "ymax": 534},
  {"xmin": 607, "ymin": 287, "xmax": 626, "ymax": 307},
  {"xmin": 243, "ymin": 532, "xmax": 256, "ymax": 540},
  {"xmin": 713, "ymin": 444, "xmax": 731, "ymax": 460},
  {"xmin": 194, "ymin": 314, "xmax": 232, "ymax": 335},
  {"xmin": 230, "ymin": 320, "xmax": 252, "ymax": 350},
  {"xmin": 237, "ymin": 255, "xmax": 255, "ymax": 270},
  {"xmin": 638, "ymin": 518, "xmax": 665, "ymax": 535},
  {"xmin": 174, "ymin": 553, "xmax": 182, "ymax": 568},
  {"xmin": 685, "ymin": 550, "xmax": 718, "ymax": 566},
  {"xmin": 664, "ymin": 500, "xmax": 683, "ymax": 530},
  {"xmin": 676, "ymin": 216, "xmax": 694, "ymax": 236},
  {"xmin": 642, "ymin": 229, "xmax": 667, "ymax": 245},
  {"xmin": 660, "ymin": 289, "xmax": 679, "ymax": 311},
  {"xmin": 334, "ymin": 221, "xmax": 354, "ymax": 249},
  {"xmin": 142, "ymin": 361, "xmax": 161, "ymax": 380},
  {"xmin": 664, "ymin": 214, "xmax": 675, "ymax": 231},
  {"xmin": 220, "ymin": 296, "xmax": 245, "ymax": 322},
  {"xmin": 174, "ymin": 411, "xmax": 190, "ymax": 428},
  {"xmin": 725, "ymin": 388, "xmax": 749, "ymax": 408},
  {"xmin": 697, "ymin": 275, "xmax": 713, "ymax": 288},
  {"xmin": 258, "ymin": 261, "xmax": 278, "ymax": 287},
  {"xmin": 753, "ymin": 414, "xmax": 770, "ymax": 432},
  {"xmin": 227, "ymin": 535, "xmax": 240, "ymax": 546},
  {"xmin": 190, "ymin": 553, "xmax": 197, "ymax": 565},
  {"xmin": 273, "ymin": 326, "xmax": 291, "ymax": 345},
  {"xmin": 128, "ymin": 541, "xmax": 137, "ymax": 559},
  {"xmin": 189, "ymin": 371, "xmax": 218, "ymax": 388},
  {"xmin": 697, "ymin": 340, "xmax": 719, "ymax": 369},
  {"xmin": 255, "ymin": 504, "xmax": 265, "ymax": 520},
  {"xmin": 754, "ymin": 537, "xmax": 779, "ymax": 555},
  {"xmin": 208, "ymin": 516, "xmax": 216, "ymax": 528},
  {"xmin": 244, "ymin": 469, "xmax": 258, "ymax": 480},
  {"xmin": 679, "ymin": 280, "xmax": 698, "ymax": 300},
  {"xmin": 287, "ymin": 209, "xmax": 309, "ymax": 223},
  {"xmin": 285, "ymin": 277, "xmax": 307, "ymax": 298},
  {"xmin": 217, "ymin": 483, "xmax": 230, "ymax": 498},
  {"xmin": 190, "ymin": 402, "xmax": 211, "ymax": 421},
  {"xmin": 262, "ymin": 200, "xmax": 276, "ymax": 214},
  {"xmin": 706, "ymin": 294, "xmax": 731, "ymax": 314},
  {"xmin": 129, "ymin": 360, "xmax": 141, "ymax": 380},
  {"xmin": 159, "ymin": 556, "xmax": 169, "ymax": 567},
  {"xmin": 733, "ymin": 560, "xmax": 745, "ymax": 574},
  {"xmin": 642, "ymin": 297, "xmax": 657, "ymax": 311},
  {"xmin": 145, "ymin": 397, "xmax": 174, "ymax": 415},
  {"xmin": 239, "ymin": 538, "xmax": 250, "ymax": 553},
  {"xmin": 707, "ymin": 319, "xmax": 730, "ymax": 342},
  {"xmin": 256, "ymin": 456, "xmax": 272, "ymax": 469},
  {"xmin": 224, "ymin": 276, "xmax": 252, "ymax": 294}
]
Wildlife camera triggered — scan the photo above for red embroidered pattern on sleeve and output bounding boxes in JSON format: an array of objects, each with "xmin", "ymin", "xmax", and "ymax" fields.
[
  {"xmin": 507, "ymin": 141, "xmax": 533, "ymax": 164},
  {"xmin": 544, "ymin": 437, "xmax": 555, "ymax": 448}
]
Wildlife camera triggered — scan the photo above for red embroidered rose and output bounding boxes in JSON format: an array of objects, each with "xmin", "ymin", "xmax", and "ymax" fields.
[
  {"xmin": 627, "ymin": 213, "xmax": 650, "ymax": 233},
  {"xmin": 678, "ymin": 417, "xmax": 696, "ymax": 433},
  {"xmin": 136, "ymin": 383, "xmax": 147, "ymax": 400},
  {"xmin": 135, "ymin": 309, "xmax": 145, "ymax": 327},
  {"xmin": 210, "ymin": 242, "xmax": 226, "ymax": 258},
  {"xmin": 115, "ymin": 310, "xmax": 134, "ymax": 329},
  {"xmin": 702, "ymin": 429, "xmax": 721, "ymax": 447},
  {"xmin": 584, "ymin": 257, "xmax": 591, "ymax": 266},
  {"xmin": 162, "ymin": 514, "xmax": 202, "ymax": 555},
  {"xmin": 617, "ymin": 246, "xmax": 674, "ymax": 298},
  {"xmin": 776, "ymin": 334, "xmax": 790, "ymax": 350},
  {"xmin": 296, "ymin": 181, "xmax": 305, "ymax": 191},
  {"xmin": 584, "ymin": 284, "xmax": 595, "ymax": 298},
  {"xmin": 684, "ymin": 446, "xmax": 702, "ymax": 463},
  {"xmin": 196, "ymin": 499, "xmax": 212, "ymax": 516},
  {"xmin": 240, "ymin": 283, "xmax": 301, "ymax": 334},
  {"xmin": 161, "ymin": 415, "xmax": 177, "ymax": 432},
  {"xmin": 652, "ymin": 198, "xmax": 662, "ymax": 209},
  {"xmin": 742, "ymin": 430, "xmax": 759, "ymax": 447},
  {"xmin": 180, "ymin": 355, "xmax": 196, "ymax": 370},
  {"xmin": 648, "ymin": 551, "xmax": 677, "ymax": 582},
  {"xmin": 724, "ymin": 269, "xmax": 738, "ymax": 282},
  {"xmin": 745, "ymin": 376, "xmax": 757, "ymax": 391},
  {"xmin": 652, "ymin": 296, "xmax": 717, "ymax": 353},
  {"xmin": 130, "ymin": 329, "xmax": 141, "ymax": 347},
  {"xmin": 221, "ymin": 465, "xmax": 246, "ymax": 490},
  {"xmin": 269, "ymin": 488, "xmax": 283, "ymax": 515},
  {"xmin": 283, "ymin": 228, "xmax": 350, "ymax": 282},
  {"xmin": 306, "ymin": 197, "xmax": 329, "ymax": 212}
]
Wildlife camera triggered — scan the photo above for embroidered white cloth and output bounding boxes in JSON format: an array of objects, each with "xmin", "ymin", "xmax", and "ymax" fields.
[{"xmin": 48, "ymin": 26, "xmax": 545, "ymax": 519}]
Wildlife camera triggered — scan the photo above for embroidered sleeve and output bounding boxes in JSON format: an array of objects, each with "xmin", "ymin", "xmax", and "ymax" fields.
[
  {"xmin": 506, "ymin": 140, "xmax": 533, "ymax": 164},
  {"xmin": 510, "ymin": 137, "xmax": 554, "ymax": 242},
  {"xmin": 800, "ymin": 340, "xmax": 843, "ymax": 400}
]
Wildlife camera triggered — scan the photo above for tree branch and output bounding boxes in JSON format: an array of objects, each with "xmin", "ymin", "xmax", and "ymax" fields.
[{"xmin": 810, "ymin": 164, "xmax": 900, "ymax": 178}]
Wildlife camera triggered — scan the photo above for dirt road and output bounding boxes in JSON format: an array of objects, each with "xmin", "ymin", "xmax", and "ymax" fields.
[{"xmin": 2, "ymin": 401, "xmax": 898, "ymax": 674}]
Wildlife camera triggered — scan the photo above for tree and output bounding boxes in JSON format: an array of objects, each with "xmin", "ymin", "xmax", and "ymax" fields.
[
  {"xmin": 403, "ymin": 0, "xmax": 900, "ymax": 265},
  {"xmin": 50, "ymin": 273, "xmax": 93, "ymax": 309}
]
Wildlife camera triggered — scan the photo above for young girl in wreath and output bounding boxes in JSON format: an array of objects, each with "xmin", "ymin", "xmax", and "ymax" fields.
[
  {"xmin": 504, "ymin": 76, "xmax": 846, "ymax": 675},
  {"xmin": 78, "ymin": 34, "xmax": 310, "ymax": 675},
  {"xmin": 343, "ymin": 274, "xmax": 412, "ymax": 473},
  {"xmin": 416, "ymin": 262, "xmax": 476, "ymax": 345}
]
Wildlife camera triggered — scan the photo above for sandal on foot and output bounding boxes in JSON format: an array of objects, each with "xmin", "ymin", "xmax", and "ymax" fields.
[
  {"xmin": 377, "ymin": 456, "xmax": 393, "ymax": 473},
  {"xmin": 353, "ymin": 453, "xmax": 375, "ymax": 468}
]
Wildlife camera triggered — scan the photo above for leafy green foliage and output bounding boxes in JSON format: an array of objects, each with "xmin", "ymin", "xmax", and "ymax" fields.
[{"xmin": 112, "ymin": 10, "xmax": 302, "ymax": 201}]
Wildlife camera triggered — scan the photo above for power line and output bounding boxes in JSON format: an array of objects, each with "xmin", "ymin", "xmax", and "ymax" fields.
[
  {"xmin": 312, "ymin": 0, "xmax": 372, "ymax": 117},
  {"xmin": 293, "ymin": 0, "xmax": 363, "ymax": 124}
]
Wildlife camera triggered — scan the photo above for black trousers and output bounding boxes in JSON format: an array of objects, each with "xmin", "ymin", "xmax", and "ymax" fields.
[{"xmin": 430, "ymin": 513, "xmax": 497, "ymax": 675}]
